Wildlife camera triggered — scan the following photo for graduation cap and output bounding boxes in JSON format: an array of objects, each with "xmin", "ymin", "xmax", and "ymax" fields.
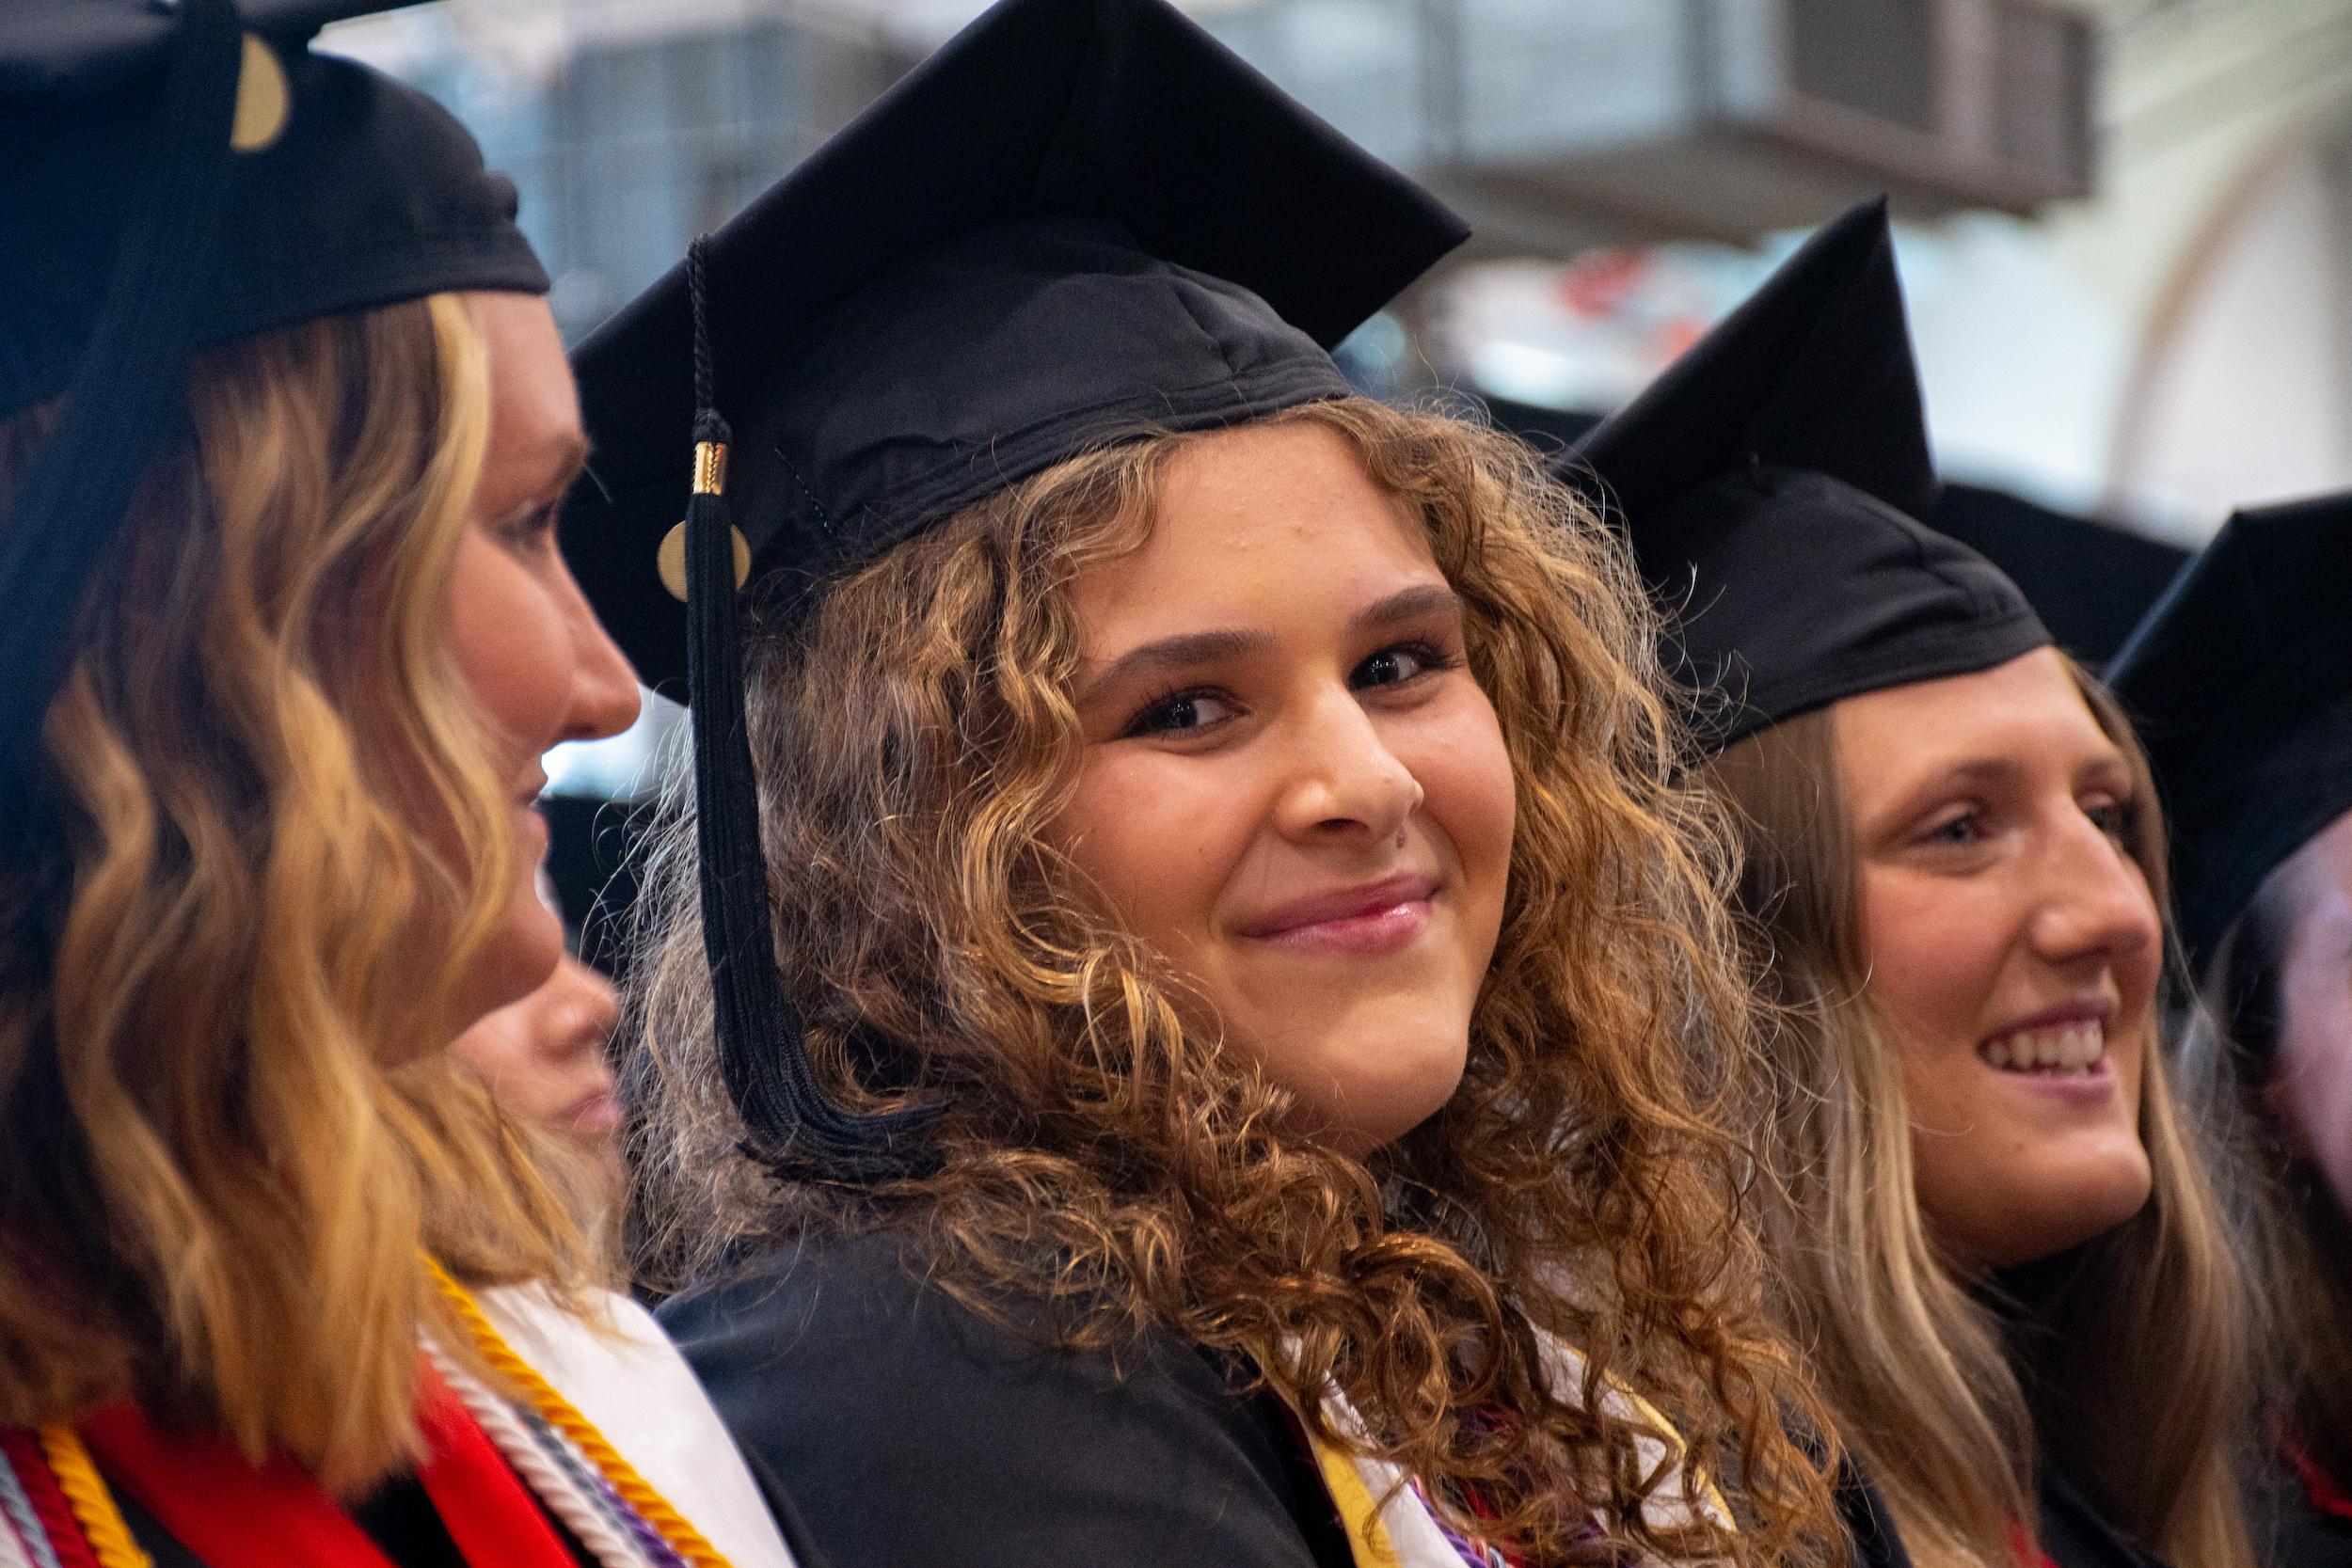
[
  {"xmin": 1563, "ymin": 199, "xmax": 2048, "ymax": 751},
  {"xmin": 1929, "ymin": 483, "xmax": 2188, "ymax": 670},
  {"xmin": 563, "ymin": 0, "xmax": 1468, "ymax": 1180},
  {"xmin": 1481, "ymin": 394, "xmax": 1602, "ymax": 457},
  {"xmin": 2107, "ymin": 494, "xmax": 2352, "ymax": 971},
  {"xmin": 1, "ymin": 0, "xmax": 547, "ymax": 824}
]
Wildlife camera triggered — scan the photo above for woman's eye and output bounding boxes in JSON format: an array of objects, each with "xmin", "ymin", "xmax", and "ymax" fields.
[
  {"xmin": 1352, "ymin": 641, "xmax": 1455, "ymax": 690},
  {"xmin": 1923, "ymin": 811, "xmax": 1983, "ymax": 847},
  {"xmin": 499, "ymin": 502, "xmax": 560, "ymax": 554},
  {"xmin": 2084, "ymin": 797, "xmax": 2135, "ymax": 841},
  {"xmin": 1120, "ymin": 689, "xmax": 1236, "ymax": 739}
]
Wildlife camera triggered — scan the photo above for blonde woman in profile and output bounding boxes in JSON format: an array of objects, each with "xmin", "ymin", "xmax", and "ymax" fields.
[
  {"xmin": 565, "ymin": 2, "xmax": 1857, "ymax": 1565},
  {"xmin": 1563, "ymin": 200, "xmax": 2258, "ymax": 1568},
  {"xmin": 0, "ymin": 2, "xmax": 804, "ymax": 1562}
]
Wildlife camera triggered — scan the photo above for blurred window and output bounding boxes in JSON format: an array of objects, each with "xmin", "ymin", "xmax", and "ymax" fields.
[{"xmin": 1790, "ymin": 0, "xmax": 1934, "ymax": 130}]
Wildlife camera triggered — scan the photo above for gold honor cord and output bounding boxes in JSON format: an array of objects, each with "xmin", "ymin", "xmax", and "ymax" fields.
[
  {"xmin": 37, "ymin": 1425, "xmax": 152, "ymax": 1568},
  {"xmin": 422, "ymin": 1258, "xmax": 737, "ymax": 1568},
  {"xmin": 25, "ymin": 1263, "xmax": 737, "ymax": 1568}
]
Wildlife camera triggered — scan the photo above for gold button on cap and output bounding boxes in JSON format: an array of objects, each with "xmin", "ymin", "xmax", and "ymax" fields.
[
  {"xmin": 659, "ymin": 520, "xmax": 753, "ymax": 602},
  {"xmin": 230, "ymin": 34, "xmax": 290, "ymax": 153}
]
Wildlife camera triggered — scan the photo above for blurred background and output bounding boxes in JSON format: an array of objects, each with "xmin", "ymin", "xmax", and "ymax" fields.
[{"xmin": 322, "ymin": 0, "xmax": 2352, "ymax": 928}]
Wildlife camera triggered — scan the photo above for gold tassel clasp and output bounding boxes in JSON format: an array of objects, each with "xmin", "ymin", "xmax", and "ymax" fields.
[{"xmin": 691, "ymin": 441, "xmax": 729, "ymax": 497}]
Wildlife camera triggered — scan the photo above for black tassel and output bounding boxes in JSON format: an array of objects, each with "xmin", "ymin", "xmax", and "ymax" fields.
[{"xmin": 679, "ymin": 237, "xmax": 939, "ymax": 1182}]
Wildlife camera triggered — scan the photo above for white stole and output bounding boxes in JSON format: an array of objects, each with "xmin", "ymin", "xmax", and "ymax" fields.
[{"xmin": 480, "ymin": 1287, "xmax": 802, "ymax": 1568}]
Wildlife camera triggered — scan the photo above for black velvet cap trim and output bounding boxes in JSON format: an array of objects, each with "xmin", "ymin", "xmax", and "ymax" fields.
[{"xmin": 2, "ymin": 0, "xmax": 549, "ymax": 418}]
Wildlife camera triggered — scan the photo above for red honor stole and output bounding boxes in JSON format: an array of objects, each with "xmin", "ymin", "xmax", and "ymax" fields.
[
  {"xmin": 2283, "ymin": 1430, "xmax": 2352, "ymax": 1525},
  {"xmin": 2008, "ymin": 1520, "xmax": 2060, "ymax": 1568},
  {"xmin": 79, "ymin": 1361, "xmax": 581, "ymax": 1568}
]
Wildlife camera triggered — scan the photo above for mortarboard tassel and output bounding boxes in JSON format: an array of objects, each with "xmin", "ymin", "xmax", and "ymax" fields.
[{"xmin": 679, "ymin": 237, "xmax": 939, "ymax": 1181}]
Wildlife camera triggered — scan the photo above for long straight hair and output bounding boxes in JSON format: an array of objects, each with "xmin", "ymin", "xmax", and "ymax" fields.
[
  {"xmin": 1708, "ymin": 666, "xmax": 2258, "ymax": 1568},
  {"xmin": 0, "ymin": 294, "xmax": 599, "ymax": 1496}
]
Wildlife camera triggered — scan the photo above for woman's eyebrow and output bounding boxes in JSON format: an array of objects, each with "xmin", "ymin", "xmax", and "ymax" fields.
[
  {"xmin": 1076, "ymin": 627, "xmax": 1273, "ymax": 706},
  {"xmin": 538, "ymin": 430, "xmax": 592, "ymax": 500},
  {"xmin": 1351, "ymin": 582, "xmax": 1463, "ymax": 632},
  {"xmin": 2077, "ymin": 749, "xmax": 2133, "ymax": 783},
  {"xmin": 1865, "ymin": 756, "xmax": 2021, "ymax": 825}
]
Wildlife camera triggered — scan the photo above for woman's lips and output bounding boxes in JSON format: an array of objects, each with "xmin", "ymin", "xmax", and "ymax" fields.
[
  {"xmin": 1975, "ymin": 1006, "xmax": 2122, "ymax": 1101},
  {"xmin": 564, "ymin": 1086, "xmax": 624, "ymax": 1138},
  {"xmin": 1239, "ymin": 872, "xmax": 1440, "ymax": 957}
]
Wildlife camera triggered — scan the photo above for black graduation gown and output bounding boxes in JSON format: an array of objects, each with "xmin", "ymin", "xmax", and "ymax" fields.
[
  {"xmin": 2272, "ymin": 1497, "xmax": 2352, "ymax": 1568},
  {"xmin": 658, "ymin": 1230, "xmax": 1356, "ymax": 1568},
  {"xmin": 1838, "ymin": 1457, "xmax": 1915, "ymax": 1568},
  {"xmin": 663, "ymin": 1228, "xmax": 1931, "ymax": 1568},
  {"xmin": 2038, "ymin": 1468, "xmax": 2174, "ymax": 1568},
  {"xmin": 2254, "ymin": 1448, "xmax": 2352, "ymax": 1568}
]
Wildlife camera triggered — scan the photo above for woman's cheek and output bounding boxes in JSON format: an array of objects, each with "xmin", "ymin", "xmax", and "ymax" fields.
[
  {"xmin": 1403, "ymin": 690, "xmax": 1516, "ymax": 888},
  {"xmin": 1860, "ymin": 875, "xmax": 1999, "ymax": 1053},
  {"xmin": 446, "ymin": 532, "xmax": 570, "ymax": 757},
  {"xmin": 1060, "ymin": 752, "xmax": 1237, "ymax": 937}
]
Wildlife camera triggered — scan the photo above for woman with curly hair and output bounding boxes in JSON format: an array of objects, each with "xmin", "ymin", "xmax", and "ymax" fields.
[
  {"xmin": 0, "ymin": 4, "xmax": 804, "ymax": 1562},
  {"xmin": 1565, "ymin": 201, "xmax": 2261, "ymax": 1568},
  {"xmin": 563, "ymin": 1, "xmax": 1847, "ymax": 1564}
]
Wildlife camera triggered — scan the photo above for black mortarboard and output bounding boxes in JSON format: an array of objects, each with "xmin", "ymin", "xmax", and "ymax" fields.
[
  {"xmin": 563, "ymin": 0, "xmax": 1467, "ymax": 1179},
  {"xmin": 567, "ymin": 0, "xmax": 1468, "ymax": 697},
  {"xmin": 1563, "ymin": 199, "xmax": 2049, "ymax": 751},
  {"xmin": 1, "ymin": 0, "xmax": 548, "ymax": 820},
  {"xmin": 2107, "ymin": 495, "xmax": 2352, "ymax": 969},
  {"xmin": 1482, "ymin": 395, "xmax": 1601, "ymax": 458},
  {"xmin": 1929, "ymin": 483, "xmax": 2188, "ymax": 669}
]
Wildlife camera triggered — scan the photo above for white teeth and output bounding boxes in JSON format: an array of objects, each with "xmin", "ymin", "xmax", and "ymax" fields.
[{"xmin": 1977, "ymin": 1021, "xmax": 2105, "ymax": 1072}]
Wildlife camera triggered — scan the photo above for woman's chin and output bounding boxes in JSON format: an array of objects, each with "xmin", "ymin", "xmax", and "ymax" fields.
[
  {"xmin": 1936, "ymin": 1149, "xmax": 2154, "ymax": 1269},
  {"xmin": 1263, "ymin": 1024, "xmax": 1472, "ymax": 1156}
]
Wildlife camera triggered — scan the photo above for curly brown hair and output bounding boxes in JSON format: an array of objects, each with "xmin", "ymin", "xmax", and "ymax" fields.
[{"xmin": 626, "ymin": 397, "xmax": 1840, "ymax": 1565}]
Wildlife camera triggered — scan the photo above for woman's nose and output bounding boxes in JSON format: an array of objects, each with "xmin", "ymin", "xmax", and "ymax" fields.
[
  {"xmin": 539, "ymin": 957, "xmax": 622, "ymax": 1065},
  {"xmin": 2028, "ymin": 816, "xmax": 2159, "ymax": 969},
  {"xmin": 1270, "ymin": 689, "xmax": 1424, "ymax": 847},
  {"xmin": 557, "ymin": 568, "xmax": 643, "ymax": 746}
]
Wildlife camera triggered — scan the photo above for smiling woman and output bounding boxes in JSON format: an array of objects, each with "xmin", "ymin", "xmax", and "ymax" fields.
[
  {"xmin": 1832, "ymin": 648, "xmax": 2162, "ymax": 1270},
  {"xmin": 1052, "ymin": 420, "xmax": 1517, "ymax": 1156},
  {"xmin": 623, "ymin": 392, "xmax": 1839, "ymax": 1568},
  {"xmin": 1568, "ymin": 198, "xmax": 2262, "ymax": 1568},
  {"xmin": 1708, "ymin": 664, "xmax": 2241, "ymax": 1568},
  {"xmin": 575, "ymin": 1, "xmax": 1847, "ymax": 1562}
]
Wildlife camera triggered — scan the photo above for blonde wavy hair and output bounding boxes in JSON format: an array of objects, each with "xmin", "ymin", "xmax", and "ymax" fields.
[
  {"xmin": 0, "ymin": 294, "xmax": 599, "ymax": 1496},
  {"xmin": 628, "ymin": 397, "xmax": 1841, "ymax": 1565},
  {"xmin": 1708, "ymin": 666, "xmax": 2258, "ymax": 1568}
]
